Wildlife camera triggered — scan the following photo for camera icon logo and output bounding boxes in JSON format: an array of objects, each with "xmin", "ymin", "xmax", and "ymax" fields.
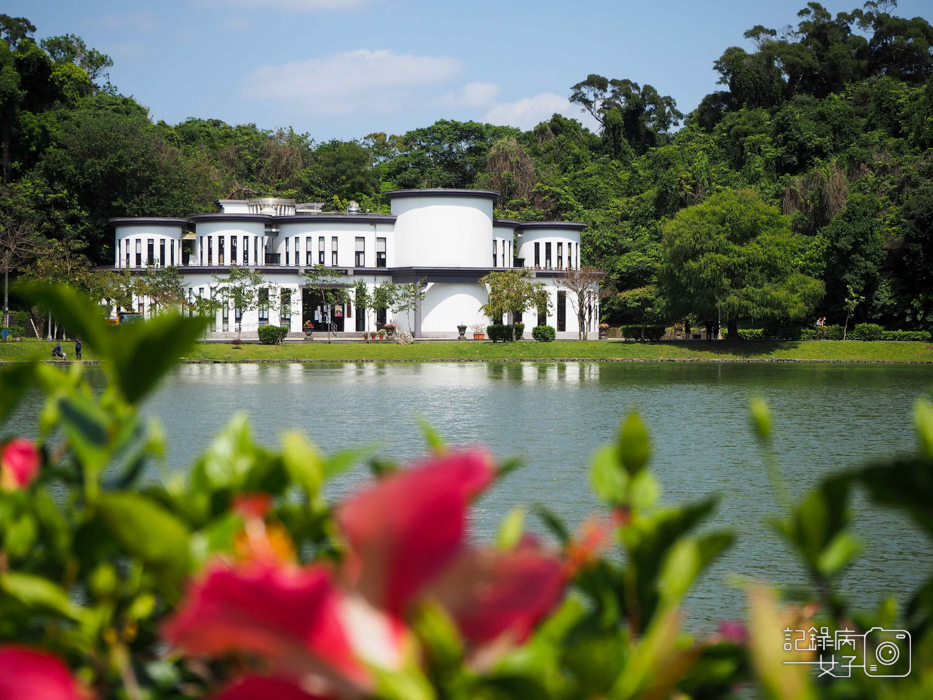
[{"xmin": 863, "ymin": 627, "xmax": 911, "ymax": 677}]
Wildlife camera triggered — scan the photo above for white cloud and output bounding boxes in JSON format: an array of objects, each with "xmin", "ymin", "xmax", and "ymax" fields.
[
  {"xmin": 483, "ymin": 92, "xmax": 598, "ymax": 131},
  {"xmin": 200, "ymin": 0, "xmax": 373, "ymax": 11},
  {"xmin": 91, "ymin": 12, "xmax": 158, "ymax": 32},
  {"xmin": 433, "ymin": 82, "xmax": 501, "ymax": 109},
  {"xmin": 220, "ymin": 16, "xmax": 252, "ymax": 32},
  {"xmin": 241, "ymin": 49, "xmax": 462, "ymax": 116}
]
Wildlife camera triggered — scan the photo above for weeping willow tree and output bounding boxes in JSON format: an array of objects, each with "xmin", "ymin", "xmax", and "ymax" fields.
[{"xmin": 660, "ymin": 189, "xmax": 824, "ymax": 337}]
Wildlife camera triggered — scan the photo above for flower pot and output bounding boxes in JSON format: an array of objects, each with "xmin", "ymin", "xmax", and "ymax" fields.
[
  {"xmin": 457, "ymin": 326, "xmax": 467, "ymax": 340},
  {"xmin": 599, "ymin": 329, "xmax": 607, "ymax": 340},
  {"xmin": 473, "ymin": 333, "xmax": 485, "ymax": 340}
]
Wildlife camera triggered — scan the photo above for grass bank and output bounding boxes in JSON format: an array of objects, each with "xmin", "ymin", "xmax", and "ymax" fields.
[{"xmin": 2, "ymin": 338, "xmax": 933, "ymax": 364}]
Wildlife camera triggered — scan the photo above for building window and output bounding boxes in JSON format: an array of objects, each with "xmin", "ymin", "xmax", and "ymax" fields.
[
  {"xmin": 171, "ymin": 241, "xmax": 176, "ymax": 266},
  {"xmin": 355, "ymin": 237, "xmax": 365, "ymax": 267},
  {"xmin": 492, "ymin": 241, "xmax": 497, "ymax": 267},
  {"xmin": 306, "ymin": 237, "xmax": 313, "ymax": 265},
  {"xmin": 545, "ymin": 242, "xmax": 552, "ymax": 269},
  {"xmin": 138, "ymin": 301, "xmax": 144, "ymax": 315},
  {"xmin": 502, "ymin": 240, "xmax": 507, "ymax": 267},
  {"xmin": 219, "ymin": 236, "xmax": 225, "ymax": 266},
  {"xmin": 331, "ymin": 236, "xmax": 338, "ymax": 266},
  {"xmin": 576, "ymin": 243, "xmax": 580, "ymax": 269},
  {"xmin": 557, "ymin": 242, "xmax": 563, "ymax": 270},
  {"xmin": 295, "ymin": 237, "xmax": 300, "ymax": 266},
  {"xmin": 222, "ymin": 302, "xmax": 228, "ymax": 332},
  {"xmin": 199, "ymin": 238, "xmax": 203, "ymax": 266},
  {"xmin": 356, "ymin": 302, "xmax": 366, "ymax": 331},
  {"xmin": 125, "ymin": 243, "xmax": 130, "ymax": 269},
  {"xmin": 285, "ymin": 238, "xmax": 290, "ymax": 267},
  {"xmin": 147, "ymin": 239, "xmax": 154, "ymax": 266},
  {"xmin": 567, "ymin": 242, "xmax": 573, "ymax": 269},
  {"xmin": 243, "ymin": 237, "xmax": 249, "ymax": 266},
  {"xmin": 376, "ymin": 308, "xmax": 386, "ymax": 326},
  {"xmin": 258, "ymin": 288, "xmax": 269, "ymax": 324},
  {"xmin": 319, "ymin": 237, "xmax": 325, "ymax": 264},
  {"xmin": 254, "ymin": 236, "xmax": 259, "ymax": 265},
  {"xmin": 538, "ymin": 309, "xmax": 546, "ymax": 326},
  {"xmin": 159, "ymin": 240, "xmax": 165, "ymax": 267},
  {"xmin": 557, "ymin": 291, "xmax": 566, "ymax": 332},
  {"xmin": 207, "ymin": 237, "xmax": 212, "ymax": 265},
  {"xmin": 377, "ymin": 237, "xmax": 386, "ymax": 267},
  {"xmin": 534, "ymin": 242, "xmax": 540, "ymax": 268}
]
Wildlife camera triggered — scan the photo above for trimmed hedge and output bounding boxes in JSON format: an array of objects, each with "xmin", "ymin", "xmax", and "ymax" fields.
[
  {"xmin": 532, "ymin": 325, "xmax": 556, "ymax": 342},
  {"xmin": 851, "ymin": 323, "xmax": 884, "ymax": 341},
  {"xmin": 619, "ymin": 325, "xmax": 666, "ymax": 341},
  {"xmin": 486, "ymin": 323, "xmax": 525, "ymax": 342},
  {"xmin": 1, "ymin": 326, "xmax": 26, "ymax": 338},
  {"xmin": 258, "ymin": 325, "xmax": 288, "ymax": 345},
  {"xmin": 881, "ymin": 330, "xmax": 931, "ymax": 341}
]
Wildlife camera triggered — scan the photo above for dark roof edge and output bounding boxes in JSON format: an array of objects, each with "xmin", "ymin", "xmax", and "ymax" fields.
[
  {"xmin": 276, "ymin": 215, "xmax": 397, "ymax": 224},
  {"xmin": 516, "ymin": 221, "xmax": 587, "ymax": 232},
  {"xmin": 385, "ymin": 188, "xmax": 500, "ymax": 201},
  {"xmin": 493, "ymin": 219, "xmax": 521, "ymax": 228}
]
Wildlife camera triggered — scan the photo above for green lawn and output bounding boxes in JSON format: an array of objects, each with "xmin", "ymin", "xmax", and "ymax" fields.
[{"xmin": 2, "ymin": 338, "xmax": 933, "ymax": 364}]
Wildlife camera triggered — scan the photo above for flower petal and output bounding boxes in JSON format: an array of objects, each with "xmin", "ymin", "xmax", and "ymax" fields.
[
  {"xmin": 163, "ymin": 563, "xmax": 366, "ymax": 688},
  {"xmin": 0, "ymin": 439, "xmax": 41, "ymax": 491},
  {"xmin": 0, "ymin": 646, "xmax": 85, "ymax": 700},
  {"xmin": 425, "ymin": 546, "xmax": 567, "ymax": 646},
  {"xmin": 211, "ymin": 676, "xmax": 326, "ymax": 700},
  {"xmin": 337, "ymin": 450, "xmax": 495, "ymax": 615}
]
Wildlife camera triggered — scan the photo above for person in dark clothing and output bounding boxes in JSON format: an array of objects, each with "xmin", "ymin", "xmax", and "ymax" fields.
[
  {"xmin": 75, "ymin": 337, "xmax": 82, "ymax": 360},
  {"xmin": 52, "ymin": 342, "xmax": 66, "ymax": 360}
]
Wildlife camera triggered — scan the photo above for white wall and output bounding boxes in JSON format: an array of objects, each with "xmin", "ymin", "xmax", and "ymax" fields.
[
  {"xmin": 391, "ymin": 196, "xmax": 493, "ymax": 268},
  {"xmin": 115, "ymin": 224, "xmax": 184, "ymax": 269},
  {"xmin": 516, "ymin": 227, "xmax": 581, "ymax": 271},
  {"xmin": 492, "ymin": 225, "xmax": 516, "ymax": 268},
  {"xmin": 419, "ymin": 283, "xmax": 487, "ymax": 336}
]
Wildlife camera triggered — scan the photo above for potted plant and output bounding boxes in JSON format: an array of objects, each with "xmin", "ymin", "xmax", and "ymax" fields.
[
  {"xmin": 383, "ymin": 322, "xmax": 396, "ymax": 339},
  {"xmin": 470, "ymin": 323, "xmax": 486, "ymax": 340},
  {"xmin": 457, "ymin": 324, "xmax": 467, "ymax": 340},
  {"xmin": 599, "ymin": 323, "xmax": 609, "ymax": 340},
  {"xmin": 378, "ymin": 329, "xmax": 386, "ymax": 340},
  {"xmin": 303, "ymin": 320, "xmax": 314, "ymax": 338}
]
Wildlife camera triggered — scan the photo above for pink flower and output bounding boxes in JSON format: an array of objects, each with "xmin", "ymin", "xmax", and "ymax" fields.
[
  {"xmin": 164, "ymin": 563, "xmax": 367, "ymax": 694},
  {"xmin": 0, "ymin": 646, "xmax": 86, "ymax": 700},
  {"xmin": 717, "ymin": 620, "xmax": 748, "ymax": 645},
  {"xmin": 211, "ymin": 676, "xmax": 326, "ymax": 700},
  {"xmin": 0, "ymin": 439, "xmax": 41, "ymax": 491},
  {"xmin": 337, "ymin": 450, "xmax": 495, "ymax": 616}
]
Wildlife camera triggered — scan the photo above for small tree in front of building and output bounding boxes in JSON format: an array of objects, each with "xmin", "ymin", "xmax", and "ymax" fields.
[
  {"xmin": 138, "ymin": 266, "xmax": 187, "ymax": 316},
  {"xmin": 479, "ymin": 270, "xmax": 550, "ymax": 341},
  {"xmin": 304, "ymin": 265, "xmax": 349, "ymax": 342},
  {"xmin": 559, "ymin": 266, "xmax": 606, "ymax": 340},
  {"xmin": 212, "ymin": 265, "xmax": 265, "ymax": 344},
  {"xmin": 392, "ymin": 278, "xmax": 427, "ymax": 336}
]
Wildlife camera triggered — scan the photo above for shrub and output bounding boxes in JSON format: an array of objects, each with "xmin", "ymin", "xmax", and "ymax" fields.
[
  {"xmin": 486, "ymin": 324, "xmax": 524, "ymax": 342},
  {"xmin": 739, "ymin": 328, "xmax": 766, "ymax": 340},
  {"xmin": 258, "ymin": 325, "xmax": 288, "ymax": 345},
  {"xmin": 512, "ymin": 323, "xmax": 525, "ymax": 340},
  {"xmin": 1, "ymin": 326, "xmax": 25, "ymax": 338},
  {"xmin": 801, "ymin": 328, "xmax": 817, "ymax": 340},
  {"xmin": 532, "ymin": 325, "xmax": 556, "ymax": 342},
  {"xmin": 851, "ymin": 323, "xmax": 884, "ymax": 341},
  {"xmin": 619, "ymin": 325, "xmax": 665, "ymax": 341},
  {"xmin": 822, "ymin": 324, "xmax": 844, "ymax": 340},
  {"xmin": 882, "ymin": 330, "xmax": 931, "ymax": 341},
  {"xmin": 761, "ymin": 324, "xmax": 805, "ymax": 340},
  {"xmin": 485, "ymin": 324, "xmax": 506, "ymax": 342},
  {"xmin": 13, "ymin": 310, "xmax": 29, "ymax": 326}
]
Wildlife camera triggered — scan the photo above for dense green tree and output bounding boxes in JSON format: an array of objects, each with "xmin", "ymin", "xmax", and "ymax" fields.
[{"xmin": 660, "ymin": 189, "xmax": 824, "ymax": 336}]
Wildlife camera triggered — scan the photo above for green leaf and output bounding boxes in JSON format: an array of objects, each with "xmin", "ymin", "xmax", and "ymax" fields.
[
  {"xmin": 0, "ymin": 362, "xmax": 36, "ymax": 423},
  {"xmin": 410, "ymin": 602, "xmax": 464, "ymax": 671},
  {"xmin": 619, "ymin": 412, "xmax": 651, "ymax": 475},
  {"xmin": 96, "ymin": 493, "xmax": 190, "ymax": 577},
  {"xmin": 18, "ymin": 284, "xmax": 112, "ymax": 358},
  {"xmin": 416, "ymin": 415, "xmax": 446, "ymax": 453},
  {"xmin": 106, "ymin": 311, "xmax": 208, "ymax": 404},
  {"xmin": 854, "ymin": 457, "xmax": 933, "ymax": 538},
  {"xmin": 0, "ymin": 571, "xmax": 84, "ymax": 620},
  {"xmin": 591, "ymin": 444, "xmax": 629, "ymax": 505},
  {"xmin": 281, "ymin": 431, "xmax": 324, "ymax": 499},
  {"xmin": 533, "ymin": 503, "xmax": 571, "ymax": 545},
  {"xmin": 659, "ymin": 531, "xmax": 733, "ymax": 605},
  {"xmin": 750, "ymin": 397, "xmax": 772, "ymax": 444},
  {"xmin": 496, "ymin": 506, "xmax": 526, "ymax": 550},
  {"xmin": 57, "ymin": 394, "xmax": 112, "ymax": 480},
  {"xmin": 915, "ymin": 399, "xmax": 933, "ymax": 461},
  {"xmin": 816, "ymin": 532, "xmax": 862, "ymax": 578}
]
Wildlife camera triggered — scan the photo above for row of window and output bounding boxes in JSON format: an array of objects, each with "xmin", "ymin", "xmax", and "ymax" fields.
[
  {"xmin": 492, "ymin": 238, "xmax": 512, "ymax": 268},
  {"xmin": 532, "ymin": 241, "xmax": 579, "ymax": 270},
  {"xmin": 195, "ymin": 235, "xmax": 390, "ymax": 268},
  {"xmin": 120, "ymin": 238, "xmax": 179, "ymax": 268},
  {"xmin": 199, "ymin": 235, "xmax": 262, "ymax": 266}
]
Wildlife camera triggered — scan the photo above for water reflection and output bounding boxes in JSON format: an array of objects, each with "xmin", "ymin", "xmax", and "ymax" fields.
[{"xmin": 6, "ymin": 360, "xmax": 933, "ymax": 631}]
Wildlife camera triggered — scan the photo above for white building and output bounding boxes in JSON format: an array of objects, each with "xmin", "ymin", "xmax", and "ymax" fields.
[{"xmin": 109, "ymin": 189, "xmax": 598, "ymax": 339}]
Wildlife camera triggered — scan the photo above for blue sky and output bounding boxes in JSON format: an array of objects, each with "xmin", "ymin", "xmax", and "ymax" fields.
[{"xmin": 9, "ymin": 0, "xmax": 931, "ymax": 141}]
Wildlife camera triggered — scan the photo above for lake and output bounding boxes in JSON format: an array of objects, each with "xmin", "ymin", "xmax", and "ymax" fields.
[{"xmin": 8, "ymin": 360, "xmax": 933, "ymax": 630}]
